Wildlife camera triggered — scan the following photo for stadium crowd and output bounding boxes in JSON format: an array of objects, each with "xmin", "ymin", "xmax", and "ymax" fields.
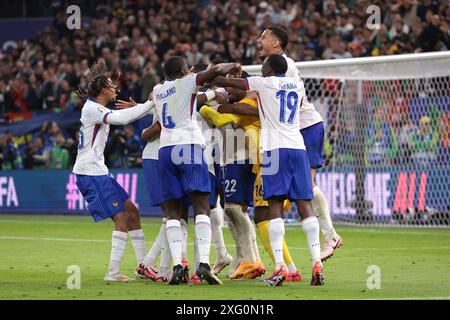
[{"xmin": 0, "ymin": 0, "xmax": 449, "ymax": 170}]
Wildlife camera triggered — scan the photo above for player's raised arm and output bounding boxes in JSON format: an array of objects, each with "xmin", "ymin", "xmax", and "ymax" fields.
[
  {"xmin": 105, "ymin": 100, "xmax": 155, "ymax": 125},
  {"xmin": 210, "ymin": 76, "xmax": 247, "ymax": 91},
  {"xmin": 196, "ymin": 87, "xmax": 229, "ymax": 107},
  {"xmin": 198, "ymin": 105, "xmax": 236, "ymax": 127},
  {"xmin": 195, "ymin": 63, "xmax": 241, "ymax": 86},
  {"xmin": 217, "ymin": 102, "xmax": 259, "ymax": 116}
]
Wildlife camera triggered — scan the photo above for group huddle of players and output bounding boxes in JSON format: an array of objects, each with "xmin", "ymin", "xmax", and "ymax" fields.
[{"xmin": 72, "ymin": 26, "xmax": 342, "ymax": 287}]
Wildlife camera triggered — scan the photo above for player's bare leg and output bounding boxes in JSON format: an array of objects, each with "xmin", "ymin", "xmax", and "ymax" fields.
[
  {"xmin": 189, "ymin": 192, "xmax": 222, "ymax": 285},
  {"xmin": 261, "ymin": 199, "xmax": 288, "ymax": 286},
  {"xmin": 310, "ymin": 169, "xmax": 342, "ymax": 261},
  {"xmin": 104, "ymin": 211, "xmax": 132, "ymax": 282},
  {"xmin": 295, "ymin": 200, "xmax": 324, "ymax": 286}
]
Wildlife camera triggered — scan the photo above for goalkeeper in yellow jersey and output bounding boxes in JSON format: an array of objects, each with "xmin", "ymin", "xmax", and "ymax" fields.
[{"xmin": 199, "ymin": 85, "xmax": 301, "ymax": 282}]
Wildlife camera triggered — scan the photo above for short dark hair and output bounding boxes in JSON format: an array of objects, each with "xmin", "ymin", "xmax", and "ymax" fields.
[
  {"xmin": 266, "ymin": 54, "xmax": 288, "ymax": 75},
  {"xmin": 164, "ymin": 56, "xmax": 187, "ymax": 79},
  {"xmin": 267, "ymin": 26, "xmax": 289, "ymax": 50},
  {"xmin": 191, "ymin": 63, "xmax": 208, "ymax": 73}
]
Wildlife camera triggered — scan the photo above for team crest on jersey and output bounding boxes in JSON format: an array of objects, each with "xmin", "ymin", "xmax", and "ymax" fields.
[{"xmin": 113, "ymin": 201, "xmax": 119, "ymax": 207}]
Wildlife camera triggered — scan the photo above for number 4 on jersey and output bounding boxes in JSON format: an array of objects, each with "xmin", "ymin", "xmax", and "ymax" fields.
[{"xmin": 162, "ymin": 103, "xmax": 176, "ymax": 128}]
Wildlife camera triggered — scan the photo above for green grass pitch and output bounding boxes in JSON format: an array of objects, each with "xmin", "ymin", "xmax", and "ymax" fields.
[{"xmin": 0, "ymin": 214, "xmax": 449, "ymax": 300}]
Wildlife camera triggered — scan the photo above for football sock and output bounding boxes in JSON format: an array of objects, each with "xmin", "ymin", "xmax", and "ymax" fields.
[
  {"xmin": 225, "ymin": 215, "xmax": 243, "ymax": 268},
  {"xmin": 195, "ymin": 214, "xmax": 212, "ymax": 265},
  {"xmin": 256, "ymin": 220, "xmax": 275, "ymax": 261},
  {"xmin": 159, "ymin": 219, "xmax": 171, "ymax": 273},
  {"xmin": 257, "ymin": 220, "xmax": 297, "ymax": 272},
  {"xmin": 142, "ymin": 222, "xmax": 163, "ymax": 266},
  {"xmin": 226, "ymin": 203, "xmax": 255, "ymax": 262},
  {"xmin": 302, "ymin": 216, "xmax": 322, "ymax": 267},
  {"xmin": 166, "ymin": 219, "xmax": 182, "ymax": 266},
  {"xmin": 129, "ymin": 228, "xmax": 146, "ymax": 263},
  {"xmin": 283, "ymin": 240, "xmax": 297, "ymax": 273},
  {"xmin": 313, "ymin": 186, "xmax": 337, "ymax": 242},
  {"xmin": 244, "ymin": 212, "xmax": 261, "ymax": 261},
  {"xmin": 180, "ymin": 218, "xmax": 188, "ymax": 259},
  {"xmin": 109, "ymin": 230, "xmax": 128, "ymax": 275},
  {"xmin": 194, "ymin": 236, "xmax": 199, "ymax": 273},
  {"xmin": 268, "ymin": 218, "xmax": 285, "ymax": 270},
  {"xmin": 210, "ymin": 205, "xmax": 228, "ymax": 260}
]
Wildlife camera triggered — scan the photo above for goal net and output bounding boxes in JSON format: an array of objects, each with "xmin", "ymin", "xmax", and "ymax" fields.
[{"xmin": 244, "ymin": 52, "xmax": 450, "ymax": 228}]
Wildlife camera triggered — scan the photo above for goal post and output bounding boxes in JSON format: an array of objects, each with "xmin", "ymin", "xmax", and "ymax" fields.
[{"xmin": 243, "ymin": 52, "xmax": 450, "ymax": 228}]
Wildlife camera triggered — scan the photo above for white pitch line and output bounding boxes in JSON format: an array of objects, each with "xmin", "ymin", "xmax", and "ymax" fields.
[
  {"xmin": 360, "ymin": 296, "xmax": 450, "ymax": 300},
  {"xmin": 1, "ymin": 236, "xmax": 449, "ymax": 252},
  {"xmin": 337, "ymin": 228, "xmax": 450, "ymax": 237},
  {"xmin": 0, "ymin": 236, "xmax": 109, "ymax": 243}
]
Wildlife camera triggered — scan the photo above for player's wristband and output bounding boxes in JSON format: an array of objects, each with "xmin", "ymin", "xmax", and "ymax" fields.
[{"xmin": 205, "ymin": 90, "xmax": 216, "ymax": 101}]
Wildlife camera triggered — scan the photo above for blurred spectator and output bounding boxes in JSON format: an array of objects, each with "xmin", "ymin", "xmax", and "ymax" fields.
[
  {"xmin": 122, "ymin": 125, "xmax": 142, "ymax": 168},
  {"xmin": 0, "ymin": 131, "xmax": 22, "ymax": 170},
  {"xmin": 366, "ymin": 108, "xmax": 398, "ymax": 165},
  {"xmin": 0, "ymin": 0, "xmax": 447, "ymax": 115},
  {"xmin": 0, "ymin": 0, "xmax": 448, "ymax": 171},
  {"xmin": 416, "ymin": 14, "xmax": 449, "ymax": 52},
  {"xmin": 49, "ymin": 133, "xmax": 69, "ymax": 169},
  {"xmin": 397, "ymin": 118, "xmax": 417, "ymax": 165},
  {"xmin": 23, "ymin": 137, "xmax": 50, "ymax": 169},
  {"xmin": 410, "ymin": 116, "xmax": 440, "ymax": 166}
]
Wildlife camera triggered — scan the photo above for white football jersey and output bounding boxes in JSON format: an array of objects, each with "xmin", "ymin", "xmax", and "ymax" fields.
[
  {"xmin": 153, "ymin": 74, "xmax": 205, "ymax": 149},
  {"xmin": 196, "ymin": 90, "xmax": 218, "ymax": 175},
  {"xmin": 142, "ymin": 109, "xmax": 160, "ymax": 160},
  {"xmin": 72, "ymin": 99, "xmax": 111, "ymax": 175},
  {"xmin": 245, "ymin": 75, "xmax": 306, "ymax": 152},
  {"xmin": 283, "ymin": 54, "xmax": 323, "ymax": 130}
]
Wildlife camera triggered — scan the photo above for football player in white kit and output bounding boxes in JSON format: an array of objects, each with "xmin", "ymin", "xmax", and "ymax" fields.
[
  {"xmin": 136, "ymin": 108, "xmax": 173, "ymax": 282},
  {"xmin": 189, "ymin": 63, "xmax": 233, "ymax": 283},
  {"xmin": 210, "ymin": 55, "xmax": 324, "ymax": 286},
  {"xmin": 72, "ymin": 60, "xmax": 155, "ymax": 282},
  {"xmin": 257, "ymin": 26, "xmax": 343, "ymax": 261},
  {"xmin": 152, "ymin": 56, "xmax": 238, "ymax": 285}
]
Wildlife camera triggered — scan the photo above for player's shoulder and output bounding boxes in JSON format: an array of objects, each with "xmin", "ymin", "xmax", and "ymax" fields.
[
  {"xmin": 82, "ymin": 99, "xmax": 109, "ymax": 114},
  {"xmin": 152, "ymin": 82, "xmax": 164, "ymax": 92},
  {"xmin": 282, "ymin": 53, "xmax": 295, "ymax": 64},
  {"xmin": 248, "ymin": 75, "xmax": 268, "ymax": 84}
]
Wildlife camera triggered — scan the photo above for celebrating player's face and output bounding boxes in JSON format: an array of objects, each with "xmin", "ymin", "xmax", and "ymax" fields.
[
  {"xmin": 102, "ymin": 78, "xmax": 118, "ymax": 102},
  {"xmin": 257, "ymin": 30, "xmax": 278, "ymax": 59}
]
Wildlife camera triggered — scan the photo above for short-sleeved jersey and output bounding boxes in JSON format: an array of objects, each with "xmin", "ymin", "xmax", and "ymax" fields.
[
  {"xmin": 196, "ymin": 91, "xmax": 219, "ymax": 174},
  {"xmin": 72, "ymin": 99, "xmax": 111, "ymax": 175},
  {"xmin": 153, "ymin": 74, "xmax": 205, "ymax": 149},
  {"xmin": 142, "ymin": 109, "xmax": 160, "ymax": 160},
  {"xmin": 245, "ymin": 75, "xmax": 306, "ymax": 152},
  {"xmin": 283, "ymin": 54, "xmax": 323, "ymax": 130}
]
